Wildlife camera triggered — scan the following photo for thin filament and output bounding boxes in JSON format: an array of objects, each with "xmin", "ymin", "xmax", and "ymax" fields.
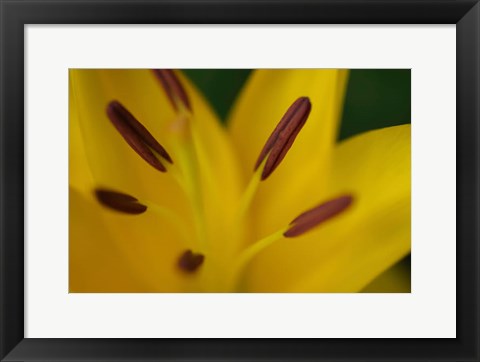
[
  {"xmin": 236, "ymin": 162, "xmax": 264, "ymax": 221},
  {"xmin": 144, "ymin": 201, "xmax": 190, "ymax": 244},
  {"xmin": 230, "ymin": 227, "xmax": 288, "ymax": 290}
]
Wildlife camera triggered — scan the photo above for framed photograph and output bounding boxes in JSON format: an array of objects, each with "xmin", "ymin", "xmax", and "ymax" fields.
[{"xmin": 1, "ymin": 0, "xmax": 478, "ymax": 361}]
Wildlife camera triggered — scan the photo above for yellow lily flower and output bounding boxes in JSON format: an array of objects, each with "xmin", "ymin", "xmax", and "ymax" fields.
[{"xmin": 69, "ymin": 69, "xmax": 410, "ymax": 293}]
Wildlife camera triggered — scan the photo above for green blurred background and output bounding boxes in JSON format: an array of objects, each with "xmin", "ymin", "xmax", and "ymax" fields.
[
  {"xmin": 184, "ymin": 69, "xmax": 411, "ymax": 292},
  {"xmin": 184, "ymin": 69, "xmax": 411, "ymax": 140}
]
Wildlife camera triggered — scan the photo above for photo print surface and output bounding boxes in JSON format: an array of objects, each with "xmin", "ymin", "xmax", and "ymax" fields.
[{"xmin": 69, "ymin": 69, "xmax": 411, "ymax": 293}]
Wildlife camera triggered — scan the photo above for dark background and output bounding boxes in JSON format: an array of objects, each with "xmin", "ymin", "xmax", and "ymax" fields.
[{"xmin": 184, "ymin": 69, "xmax": 411, "ymax": 140}]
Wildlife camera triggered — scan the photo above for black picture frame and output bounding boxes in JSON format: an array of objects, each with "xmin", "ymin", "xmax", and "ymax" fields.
[{"xmin": 1, "ymin": 1, "xmax": 479, "ymax": 361}]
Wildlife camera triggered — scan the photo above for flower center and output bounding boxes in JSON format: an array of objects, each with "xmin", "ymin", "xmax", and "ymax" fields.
[{"xmin": 93, "ymin": 69, "xmax": 354, "ymax": 292}]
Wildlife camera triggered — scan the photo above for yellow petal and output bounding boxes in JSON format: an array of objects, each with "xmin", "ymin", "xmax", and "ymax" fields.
[
  {"xmin": 228, "ymin": 69, "xmax": 349, "ymax": 241},
  {"xmin": 176, "ymin": 72, "xmax": 244, "ymax": 254},
  {"xmin": 69, "ymin": 187, "xmax": 195, "ymax": 292},
  {"xmin": 243, "ymin": 125, "xmax": 411, "ymax": 292},
  {"xmin": 69, "ymin": 76, "xmax": 94, "ymax": 194},
  {"xmin": 69, "ymin": 69, "xmax": 188, "ymax": 214},
  {"xmin": 361, "ymin": 257, "xmax": 411, "ymax": 293},
  {"xmin": 70, "ymin": 69, "xmax": 243, "ymax": 291}
]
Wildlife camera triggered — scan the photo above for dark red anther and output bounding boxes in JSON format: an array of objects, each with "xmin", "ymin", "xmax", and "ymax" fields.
[
  {"xmin": 254, "ymin": 97, "xmax": 311, "ymax": 180},
  {"xmin": 152, "ymin": 69, "xmax": 191, "ymax": 112},
  {"xmin": 107, "ymin": 100, "xmax": 172, "ymax": 172},
  {"xmin": 178, "ymin": 250, "xmax": 205, "ymax": 273},
  {"xmin": 284, "ymin": 195, "xmax": 354, "ymax": 237},
  {"xmin": 95, "ymin": 189, "xmax": 147, "ymax": 214}
]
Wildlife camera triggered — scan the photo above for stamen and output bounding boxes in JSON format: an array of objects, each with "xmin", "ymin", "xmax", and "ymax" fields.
[
  {"xmin": 96, "ymin": 192, "xmax": 190, "ymax": 242},
  {"xmin": 254, "ymin": 97, "xmax": 311, "ymax": 180},
  {"xmin": 142, "ymin": 200, "xmax": 190, "ymax": 244},
  {"xmin": 229, "ymin": 194, "xmax": 353, "ymax": 289},
  {"xmin": 95, "ymin": 189, "xmax": 147, "ymax": 214},
  {"xmin": 152, "ymin": 69, "xmax": 191, "ymax": 112},
  {"xmin": 178, "ymin": 250, "xmax": 205, "ymax": 273},
  {"xmin": 284, "ymin": 195, "xmax": 354, "ymax": 237},
  {"xmin": 231, "ymin": 157, "xmax": 264, "ymax": 238},
  {"xmin": 107, "ymin": 100, "xmax": 172, "ymax": 172}
]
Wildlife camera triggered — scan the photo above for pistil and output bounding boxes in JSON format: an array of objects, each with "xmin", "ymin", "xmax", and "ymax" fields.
[{"xmin": 152, "ymin": 70, "xmax": 207, "ymax": 251}]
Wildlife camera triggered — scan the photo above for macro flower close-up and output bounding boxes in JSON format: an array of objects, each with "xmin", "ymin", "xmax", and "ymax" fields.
[{"xmin": 69, "ymin": 69, "xmax": 411, "ymax": 293}]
